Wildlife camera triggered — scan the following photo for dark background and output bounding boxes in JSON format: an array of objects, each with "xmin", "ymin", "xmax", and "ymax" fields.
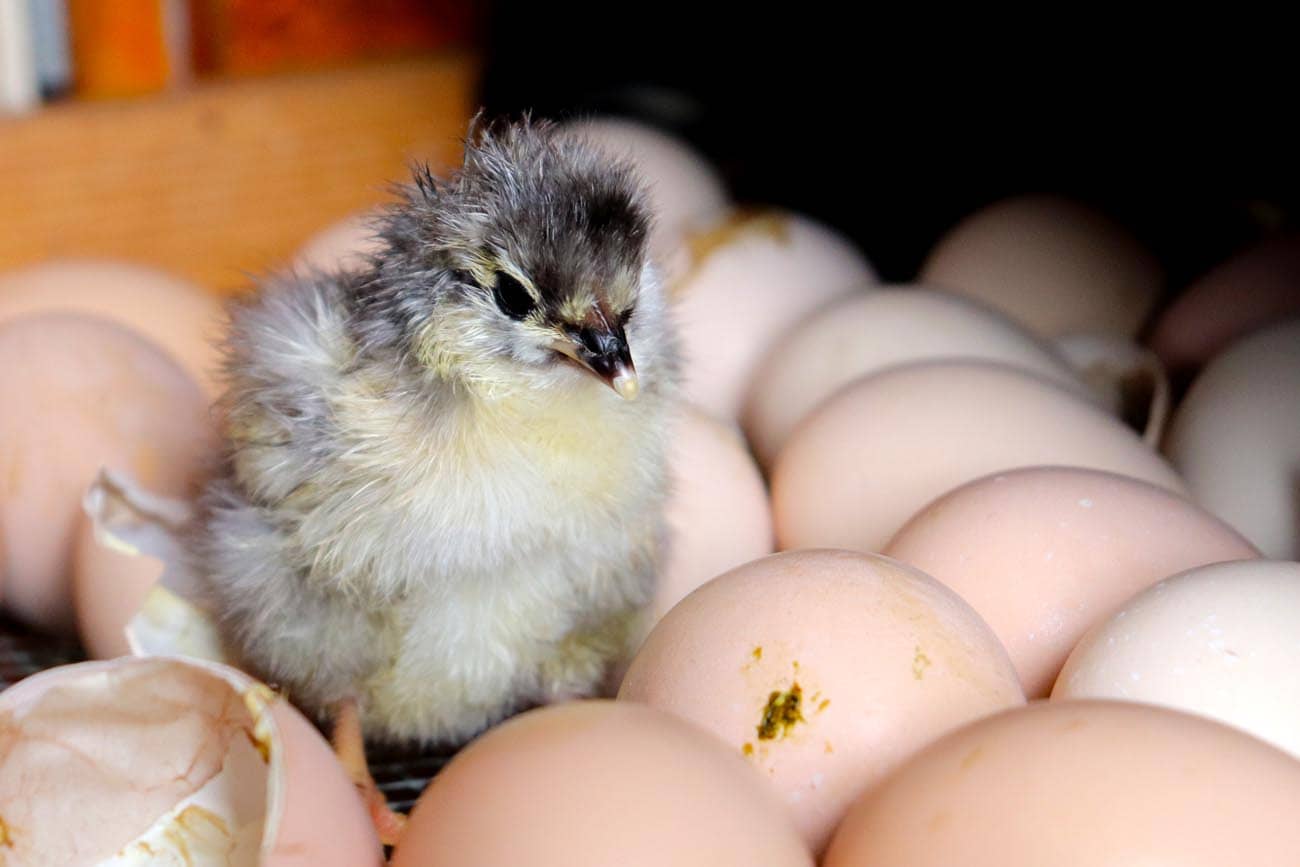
[{"xmin": 478, "ymin": 8, "xmax": 1297, "ymax": 309}]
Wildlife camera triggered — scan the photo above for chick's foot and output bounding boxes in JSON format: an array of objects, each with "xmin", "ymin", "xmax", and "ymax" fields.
[{"xmin": 331, "ymin": 697, "xmax": 409, "ymax": 847}]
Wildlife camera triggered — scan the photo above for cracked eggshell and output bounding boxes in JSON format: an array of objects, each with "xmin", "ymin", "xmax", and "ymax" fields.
[
  {"xmin": 743, "ymin": 287, "xmax": 1084, "ymax": 469},
  {"xmin": 920, "ymin": 195, "xmax": 1162, "ymax": 338},
  {"xmin": 561, "ymin": 118, "xmax": 729, "ymax": 267},
  {"xmin": 823, "ymin": 700, "xmax": 1300, "ymax": 867},
  {"xmin": 1053, "ymin": 560, "xmax": 1300, "ymax": 758},
  {"xmin": 884, "ymin": 467, "xmax": 1259, "ymax": 697},
  {"xmin": 0, "ymin": 260, "xmax": 226, "ymax": 399},
  {"xmin": 0, "ymin": 314, "xmax": 218, "ymax": 634},
  {"xmin": 618, "ymin": 549, "xmax": 1024, "ymax": 855},
  {"xmin": 772, "ymin": 360, "xmax": 1187, "ymax": 555},
  {"xmin": 391, "ymin": 700, "xmax": 812, "ymax": 867},
  {"xmin": 672, "ymin": 210, "xmax": 878, "ymax": 420},
  {"xmin": 1164, "ymin": 319, "xmax": 1300, "ymax": 559},
  {"xmin": 0, "ymin": 656, "xmax": 382, "ymax": 867}
]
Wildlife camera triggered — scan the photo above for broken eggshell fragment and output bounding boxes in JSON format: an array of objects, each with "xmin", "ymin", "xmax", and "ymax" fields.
[
  {"xmin": 1054, "ymin": 332, "xmax": 1171, "ymax": 446},
  {"xmin": 0, "ymin": 656, "xmax": 382, "ymax": 867}
]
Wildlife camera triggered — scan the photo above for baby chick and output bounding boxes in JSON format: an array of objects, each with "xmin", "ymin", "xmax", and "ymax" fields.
[{"xmin": 194, "ymin": 119, "xmax": 679, "ymax": 757}]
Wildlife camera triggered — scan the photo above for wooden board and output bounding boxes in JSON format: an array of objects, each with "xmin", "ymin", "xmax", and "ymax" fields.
[{"xmin": 0, "ymin": 53, "xmax": 478, "ymax": 293}]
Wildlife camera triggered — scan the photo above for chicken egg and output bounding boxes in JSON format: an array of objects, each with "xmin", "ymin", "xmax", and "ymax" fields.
[
  {"xmin": 920, "ymin": 195, "xmax": 1163, "ymax": 338},
  {"xmin": 390, "ymin": 700, "xmax": 812, "ymax": 867},
  {"xmin": 884, "ymin": 467, "xmax": 1259, "ymax": 696},
  {"xmin": 650, "ymin": 407, "xmax": 772, "ymax": 636},
  {"xmin": 673, "ymin": 209, "xmax": 877, "ymax": 419},
  {"xmin": 0, "ymin": 260, "xmax": 227, "ymax": 399},
  {"xmin": 618, "ymin": 549, "xmax": 1024, "ymax": 854},
  {"xmin": 823, "ymin": 700, "xmax": 1300, "ymax": 866},
  {"xmin": 1149, "ymin": 232, "xmax": 1300, "ymax": 379},
  {"xmin": 1054, "ymin": 559, "xmax": 1300, "ymax": 758},
  {"xmin": 772, "ymin": 360, "xmax": 1185, "ymax": 554},
  {"xmin": 0, "ymin": 656, "xmax": 382, "ymax": 867},
  {"xmin": 1164, "ymin": 318, "xmax": 1300, "ymax": 559},
  {"xmin": 0, "ymin": 314, "xmax": 217, "ymax": 634},
  {"xmin": 743, "ymin": 286, "xmax": 1084, "ymax": 469}
]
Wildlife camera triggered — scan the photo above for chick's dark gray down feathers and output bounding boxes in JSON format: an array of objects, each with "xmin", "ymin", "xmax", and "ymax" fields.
[{"xmin": 194, "ymin": 118, "xmax": 680, "ymax": 744}]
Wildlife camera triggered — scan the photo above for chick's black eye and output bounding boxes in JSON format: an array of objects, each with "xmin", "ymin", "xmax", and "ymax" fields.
[{"xmin": 493, "ymin": 272, "xmax": 536, "ymax": 320}]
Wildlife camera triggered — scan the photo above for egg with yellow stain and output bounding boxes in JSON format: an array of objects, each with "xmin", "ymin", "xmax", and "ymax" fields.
[{"xmin": 618, "ymin": 549, "xmax": 1024, "ymax": 855}]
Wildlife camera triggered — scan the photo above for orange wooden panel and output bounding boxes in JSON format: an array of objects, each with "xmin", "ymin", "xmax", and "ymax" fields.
[{"xmin": 0, "ymin": 53, "xmax": 478, "ymax": 294}]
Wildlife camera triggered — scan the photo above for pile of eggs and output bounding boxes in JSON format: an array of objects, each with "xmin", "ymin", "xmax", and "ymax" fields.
[{"xmin": 1, "ymin": 118, "xmax": 1299, "ymax": 866}]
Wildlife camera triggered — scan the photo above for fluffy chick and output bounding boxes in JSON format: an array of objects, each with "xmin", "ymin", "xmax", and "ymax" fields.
[{"xmin": 194, "ymin": 118, "xmax": 679, "ymax": 746}]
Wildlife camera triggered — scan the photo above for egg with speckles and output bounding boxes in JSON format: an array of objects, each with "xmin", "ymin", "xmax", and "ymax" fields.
[{"xmin": 618, "ymin": 549, "xmax": 1024, "ymax": 855}]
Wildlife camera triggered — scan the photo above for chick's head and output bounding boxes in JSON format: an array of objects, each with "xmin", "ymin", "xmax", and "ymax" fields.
[{"xmin": 366, "ymin": 118, "xmax": 661, "ymax": 399}]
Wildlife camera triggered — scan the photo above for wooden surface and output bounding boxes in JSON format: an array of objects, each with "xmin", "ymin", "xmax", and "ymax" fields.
[{"xmin": 0, "ymin": 53, "xmax": 478, "ymax": 293}]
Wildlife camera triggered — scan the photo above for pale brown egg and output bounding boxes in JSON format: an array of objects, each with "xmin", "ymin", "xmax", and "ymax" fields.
[
  {"xmin": 1164, "ymin": 319, "xmax": 1300, "ymax": 559},
  {"xmin": 652, "ymin": 407, "xmax": 772, "ymax": 635},
  {"xmin": 772, "ymin": 360, "xmax": 1186, "ymax": 554},
  {"xmin": 1149, "ymin": 232, "xmax": 1300, "ymax": 379},
  {"xmin": 0, "ymin": 260, "xmax": 227, "ymax": 399},
  {"xmin": 0, "ymin": 656, "xmax": 382, "ymax": 867},
  {"xmin": 561, "ymin": 118, "xmax": 730, "ymax": 265},
  {"xmin": 0, "ymin": 314, "xmax": 218, "ymax": 634},
  {"xmin": 294, "ymin": 211, "xmax": 386, "ymax": 274},
  {"xmin": 618, "ymin": 549, "xmax": 1024, "ymax": 854},
  {"xmin": 743, "ymin": 287, "xmax": 1083, "ymax": 469},
  {"xmin": 884, "ymin": 467, "xmax": 1259, "ymax": 697},
  {"xmin": 920, "ymin": 195, "xmax": 1162, "ymax": 338},
  {"xmin": 390, "ymin": 700, "xmax": 812, "ymax": 867},
  {"xmin": 823, "ymin": 700, "xmax": 1300, "ymax": 867},
  {"xmin": 1054, "ymin": 560, "xmax": 1300, "ymax": 758},
  {"xmin": 673, "ymin": 210, "xmax": 877, "ymax": 419}
]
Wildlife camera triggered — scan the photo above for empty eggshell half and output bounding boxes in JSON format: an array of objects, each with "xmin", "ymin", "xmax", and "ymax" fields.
[
  {"xmin": 772, "ymin": 360, "xmax": 1186, "ymax": 554},
  {"xmin": 1164, "ymin": 318, "xmax": 1300, "ymax": 559},
  {"xmin": 884, "ymin": 467, "xmax": 1259, "ymax": 697},
  {"xmin": 822, "ymin": 700, "xmax": 1300, "ymax": 867},
  {"xmin": 743, "ymin": 287, "xmax": 1084, "ymax": 468},
  {"xmin": 560, "ymin": 118, "xmax": 729, "ymax": 266},
  {"xmin": 920, "ymin": 195, "xmax": 1163, "ymax": 338},
  {"xmin": 673, "ymin": 209, "xmax": 878, "ymax": 419},
  {"xmin": 0, "ymin": 260, "xmax": 227, "ymax": 399},
  {"xmin": 1149, "ymin": 232, "xmax": 1300, "ymax": 379},
  {"xmin": 391, "ymin": 700, "xmax": 812, "ymax": 867},
  {"xmin": 0, "ymin": 314, "xmax": 218, "ymax": 634},
  {"xmin": 618, "ymin": 549, "xmax": 1024, "ymax": 854},
  {"xmin": 1054, "ymin": 559, "xmax": 1300, "ymax": 758},
  {"xmin": 0, "ymin": 656, "xmax": 382, "ymax": 867}
]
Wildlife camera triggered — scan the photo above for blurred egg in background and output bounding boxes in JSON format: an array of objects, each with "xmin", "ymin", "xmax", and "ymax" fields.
[{"xmin": 920, "ymin": 195, "xmax": 1164, "ymax": 339}]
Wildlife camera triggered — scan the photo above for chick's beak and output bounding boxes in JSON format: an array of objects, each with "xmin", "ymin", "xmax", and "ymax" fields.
[{"xmin": 552, "ymin": 324, "xmax": 640, "ymax": 400}]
